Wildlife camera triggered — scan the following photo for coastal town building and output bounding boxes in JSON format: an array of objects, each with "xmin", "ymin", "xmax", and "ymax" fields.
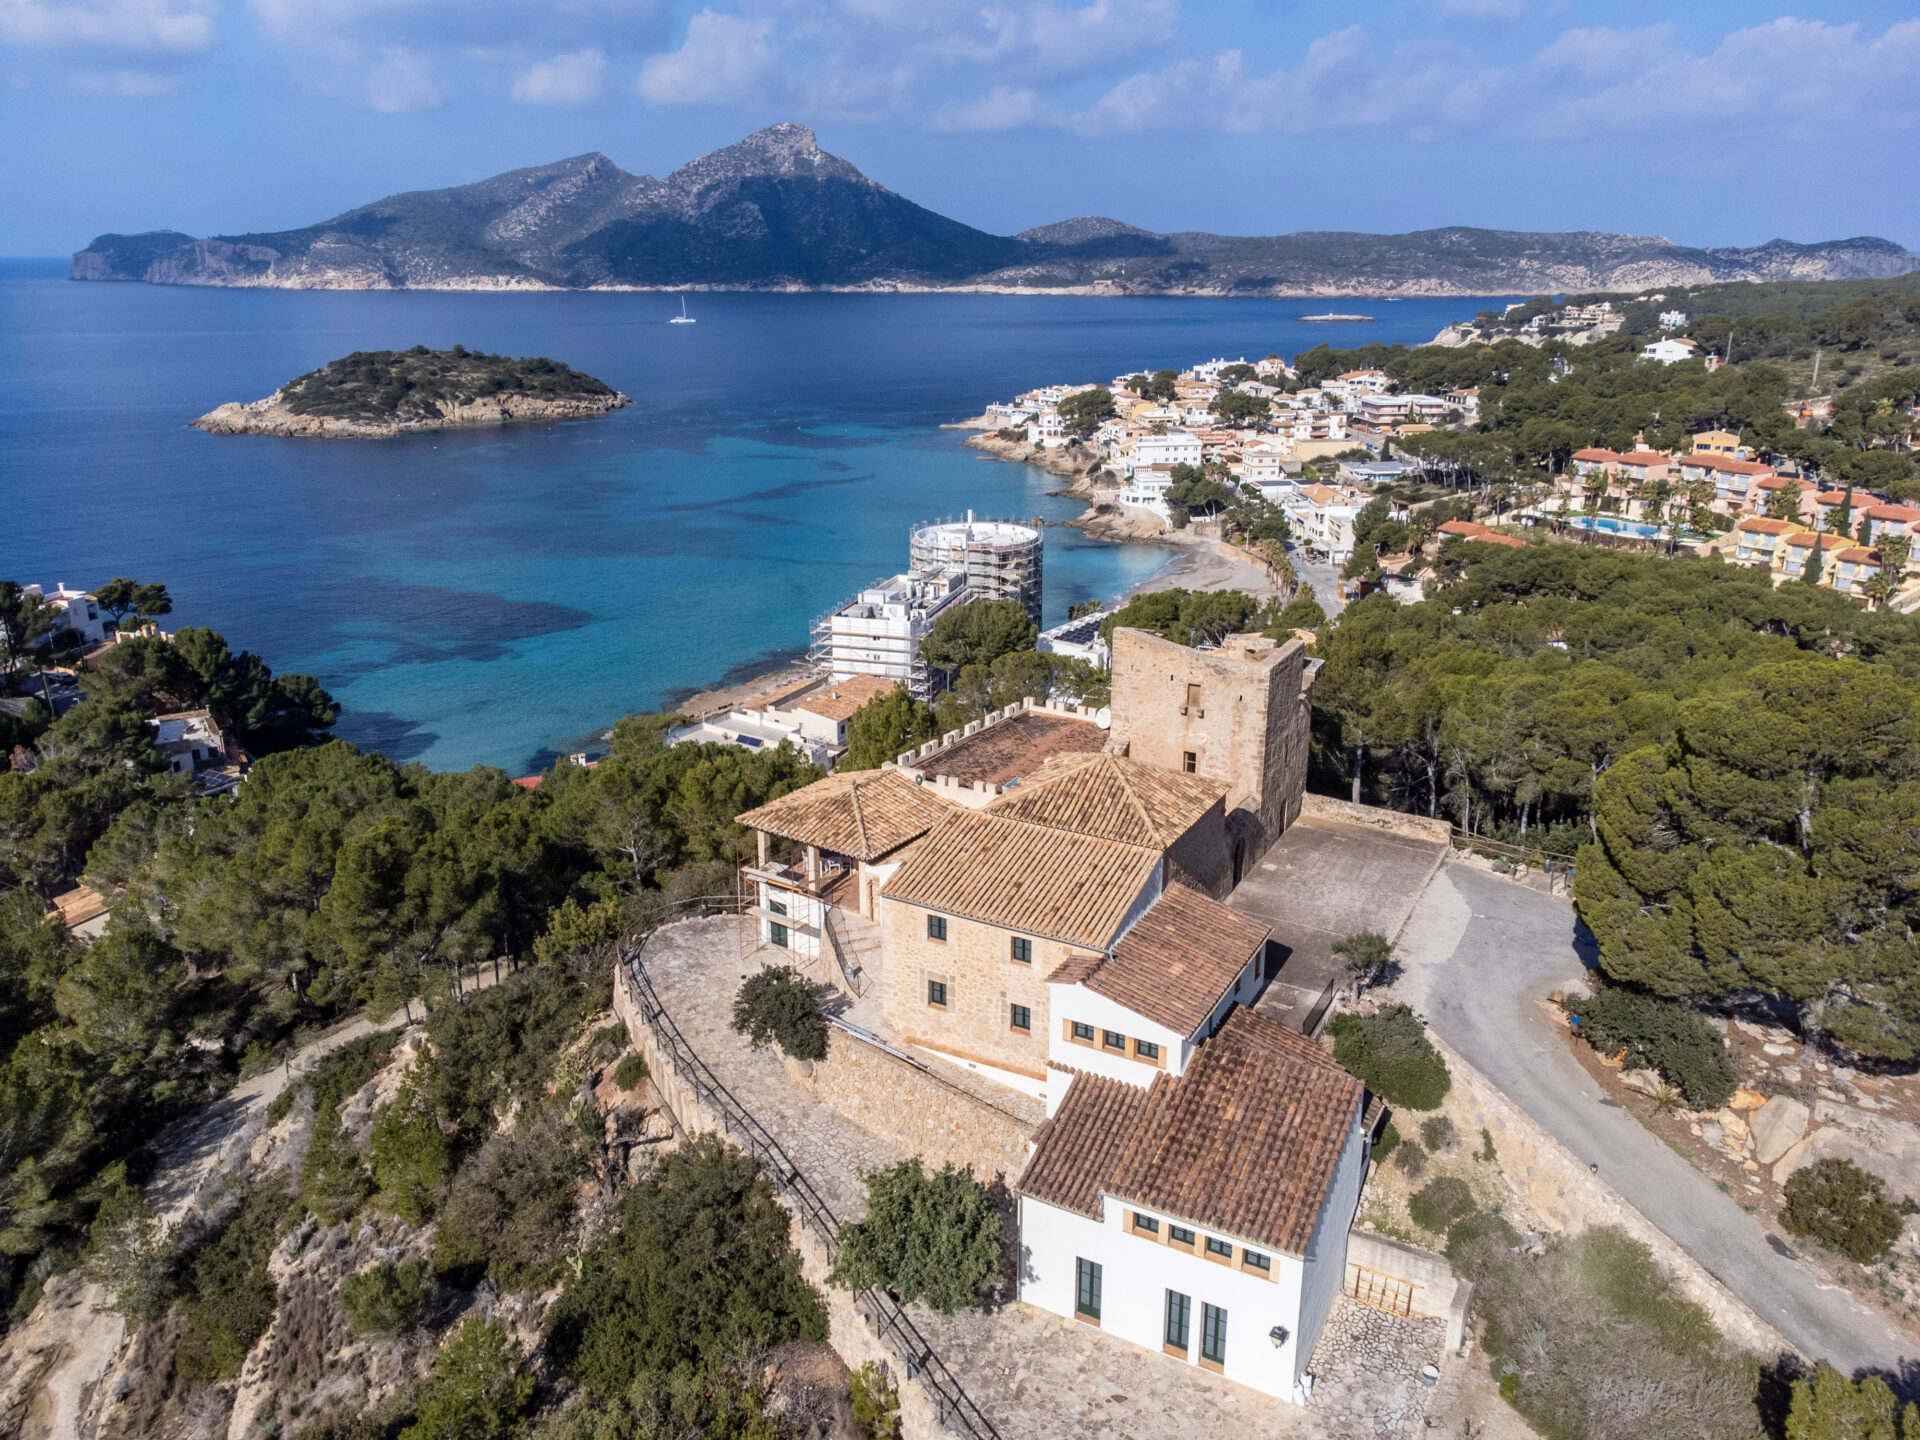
[
  {"xmin": 21, "ymin": 583, "xmax": 107, "ymax": 649},
  {"xmin": 1436, "ymin": 519, "xmax": 1525, "ymax": 549},
  {"xmin": 1036, "ymin": 611, "xmax": 1113, "ymax": 668},
  {"xmin": 1280, "ymin": 484, "xmax": 1366, "ymax": 563},
  {"xmin": 909, "ymin": 515, "xmax": 1044, "ymax": 626},
  {"xmin": 1017, "ymin": 1006, "xmax": 1367, "ymax": 1401},
  {"xmin": 811, "ymin": 569, "xmax": 968, "ymax": 702},
  {"xmin": 1641, "ymin": 337, "xmax": 1700, "ymax": 364},
  {"xmin": 149, "ymin": 708, "xmax": 242, "ymax": 791},
  {"xmin": 667, "ymin": 673, "xmax": 896, "ymax": 768}
]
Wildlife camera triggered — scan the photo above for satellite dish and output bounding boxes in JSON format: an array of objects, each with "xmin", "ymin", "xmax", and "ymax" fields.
[{"xmin": 1094, "ymin": 707, "xmax": 1112, "ymax": 730}]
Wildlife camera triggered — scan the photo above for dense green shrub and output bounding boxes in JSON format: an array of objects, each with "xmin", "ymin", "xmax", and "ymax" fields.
[
  {"xmin": 370, "ymin": 1072, "xmax": 449, "ymax": 1226},
  {"xmin": 1564, "ymin": 986, "xmax": 1737, "ymax": 1110},
  {"xmin": 1451, "ymin": 1225, "xmax": 1759, "ymax": 1440},
  {"xmin": 398, "ymin": 1316, "xmax": 534, "ymax": 1440},
  {"xmin": 1780, "ymin": 1158, "xmax": 1904, "ymax": 1264},
  {"xmin": 1408, "ymin": 1177, "xmax": 1476, "ymax": 1235},
  {"xmin": 542, "ymin": 1135, "xmax": 826, "ymax": 1398},
  {"xmin": 1372, "ymin": 1119, "xmax": 1401, "ymax": 1165},
  {"xmin": 829, "ymin": 1159, "xmax": 1004, "ymax": 1315},
  {"xmin": 302, "ymin": 1100, "xmax": 373, "ymax": 1225},
  {"xmin": 173, "ymin": 1177, "xmax": 298, "ymax": 1381},
  {"xmin": 428, "ymin": 960, "xmax": 613, "ymax": 1136},
  {"xmin": 1393, "ymin": 1140, "xmax": 1427, "ymax": 1178},
  {"xmin": 1444, "ymin": 1209, "xmax": 1520, "ymax": 1264},
  {"xmin": 342, "ymin": 1257, "xmax": 429, "ymax": 1335},
  {"xmin": 612, "ymin": 1053, "xmax": 648, "ymax": 1091},
  {"xmin": 1785, "ymin": 1362, "xmax": 1920, "ymax": 1440},
  {"xmin": 1420, "ymin": 1116, "xmax": 1457, "ymax": 1151},
  {"xmin": 1330, "ymin": 1004, "xmax": 1452, "ymax": 1110},
  {"xmin": 432, "ymin": 1106, "xmax": 589, "ymax": 1292},
  {"xmin": 588, "ymin": 1021, "xmax": 628, "ymax": 1064},
  {"xmin": 730, "ymin": 965, "xmax": 827, "ymax": 1062},
  {"xmin": 850, "ymin": 1361, "xmax": 901, "ymax": 1439}
]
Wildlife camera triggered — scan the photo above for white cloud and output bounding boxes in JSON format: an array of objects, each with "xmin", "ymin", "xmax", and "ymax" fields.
[
  {"xmin": 364, "ymin": 47, "xmax": 439, "ymax": 111},
  {"xmin": 930, "ymin": 84, "xmax": 1059, "ymax": 132},
  {"xmin": 0, "ymin": 0, "xmax": 212, "ymax": 52},
  {"xmin": 512, "ymin": 45, "xmax": 603, "ymax": 104},
  {"xmin": 1438, "ymin": 0, "xmax": 1522, "ymax": 20},
  {"xmin": 637, "ymin": 9, "xmax": 773, "ymax": 105},
  {"xmin": 241, "ymin": 0, "xmax": 667, "ymax": 109}
]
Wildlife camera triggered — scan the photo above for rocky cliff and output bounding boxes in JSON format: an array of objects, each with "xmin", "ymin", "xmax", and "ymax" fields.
[{"xmin": 73, "ymin": 125, "xmax": 1920, "ymax": 297}]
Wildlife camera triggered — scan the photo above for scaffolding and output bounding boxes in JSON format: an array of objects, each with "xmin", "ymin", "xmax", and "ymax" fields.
[{"xmin": 909, "ymin": 512, "xmax": 1044, "ymax": 626}]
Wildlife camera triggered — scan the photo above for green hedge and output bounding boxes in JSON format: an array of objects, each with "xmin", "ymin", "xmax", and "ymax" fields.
[
  {"xmin": 1564, "ymin": 986, "xmax": 1737, "ymax": 1110},
  {"xmin": 1330, "ymin": 1004, "xmax": 1452, "ymax": 1110}
]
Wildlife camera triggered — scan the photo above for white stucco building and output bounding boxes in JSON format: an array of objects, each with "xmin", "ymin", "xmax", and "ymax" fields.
[
  {"xmin": 811, "ymin": 569, "xmax": 969, "ymax": 702},
  {"xmin": 1016, "ymin": 1005, "xmax": 1369, "ymax": 1402}
]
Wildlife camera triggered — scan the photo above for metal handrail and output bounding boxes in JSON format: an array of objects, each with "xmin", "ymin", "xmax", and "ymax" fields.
[
  {"xmin": 622, "ymin": 908, "xmax": 1001, "ymax": 1440},
  {"xmin": 821, "ymin": 905, "xmax": 870, "ymax": 999}
]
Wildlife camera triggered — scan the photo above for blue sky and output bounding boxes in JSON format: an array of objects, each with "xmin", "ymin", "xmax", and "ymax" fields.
[{"xmin": 4, "ymin": 1, "xmax": 1917, "ymax": 255}]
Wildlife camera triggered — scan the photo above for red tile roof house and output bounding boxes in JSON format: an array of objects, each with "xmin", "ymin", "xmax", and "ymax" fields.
[
  {"xmin": 1748, "ymin": 475, "xmax": 1819, "ymax": 523},
  {"xmin": 1016, "ymin": 1007, "xmax": 1368, "ymax": 1404},
  {"xmin": 1436, "ymin": 519, "xmax": 1526, "ymax": 549},
  {"xmin": 1866, "ymin": 503, "xmax": 1920, "ymax": 544},
  {"xmin": 1732, "ymin": 516, "xmax": 1801, "ymax": 569},
  {"xmin": 1675, "ymin": 453, "xmax": 1778, "ymax": 513},
  {"xmin": 1830, "ymin": 547, "xmax": 1885, "ymax": 600},
  {"xmin": 1776, "ymin": 531, "xmax": 1851, "ymax": 582}
]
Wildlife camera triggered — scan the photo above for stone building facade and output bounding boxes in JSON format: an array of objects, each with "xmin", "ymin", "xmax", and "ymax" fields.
[{"xmin": 1108, "ymin": 629, "xmax": 1317, "ymax": 878}]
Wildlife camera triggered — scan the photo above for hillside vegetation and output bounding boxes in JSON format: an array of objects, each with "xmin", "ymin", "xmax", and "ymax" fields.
[{"xmin": 279, "ymin": 346, "xmax": 618, "ymax": 424}]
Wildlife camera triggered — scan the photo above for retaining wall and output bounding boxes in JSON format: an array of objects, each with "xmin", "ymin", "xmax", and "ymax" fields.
[
  {"xmin": 788, "ymin": 1028, "xmax": 1035, "ymax": 1183},
  {"xmin": 614, "ymin": 966, "xmax": 968, "ymax": 1440},
  {"xmin": 1300, "ymin": 794, "xmax": 1452, "ymax": 845},
  {"xmin": 1424, "ymin": 1029, "xmax": 1789, "ymax": 1357},
  {"xmin": 1344, "ymin": 1231, "xmax": 1470, "ymax": 1350}
]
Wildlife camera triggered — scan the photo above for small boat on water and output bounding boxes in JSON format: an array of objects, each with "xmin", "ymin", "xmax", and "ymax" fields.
[
  {"xmin": 669, "ymin": 295, "xmax": 696, "ymax": 325},
  {"xmin": 1297, "ymin": 312, "xmax": 1374, "ymax": 322}
]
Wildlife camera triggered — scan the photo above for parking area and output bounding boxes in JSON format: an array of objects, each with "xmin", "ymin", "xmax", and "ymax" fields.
[{"xmin": 1227, "ymin": 816, "xmax": 1448, "ymax": 1029}]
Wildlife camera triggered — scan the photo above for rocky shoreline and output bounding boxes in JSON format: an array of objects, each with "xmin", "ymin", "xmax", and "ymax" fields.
[
  {"xmin": 962, "ymin": 426, "xmax": 1176, "ymax": 544},
  {"xmin": 192, "ymin": 389, "xmax": 631, "ymax": 439}
]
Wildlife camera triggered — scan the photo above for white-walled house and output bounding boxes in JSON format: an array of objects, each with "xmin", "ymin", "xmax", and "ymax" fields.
[
  {"xmin": 1017, "ymin": 1007, "xmax": 1369, "ymax": 1402},
  {"xmin": 1132, "ymin": 430, "xmax": 1203, "ymax": 470},
  {"xmin": 1044, "ymin": 882, "xmax": 1268, "ymax": 1091},
  {"xmin": 23, "ymin": 584, "xmax": 107, "ymax": 648},
  {"xmin": 1641, "ymin": 338, "xmax": 1699, "ymax": 365}
]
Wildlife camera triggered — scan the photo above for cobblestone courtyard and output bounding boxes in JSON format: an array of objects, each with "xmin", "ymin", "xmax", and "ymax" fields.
[{"xmin": 639, "ymin": 919, "xmax": 1457, "ymax": 1440}]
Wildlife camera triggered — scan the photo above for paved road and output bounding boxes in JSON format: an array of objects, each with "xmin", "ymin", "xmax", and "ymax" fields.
[
  {"xmin": 1286, "ymin": 540, "xmax": 1346, "ymax": 616},
  {"xmin": 1396, "ymin": 862, "xmax": 1905, "ymax": 1377}
]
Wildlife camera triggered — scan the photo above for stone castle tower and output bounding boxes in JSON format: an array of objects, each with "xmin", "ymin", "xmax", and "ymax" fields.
[{"xmin": 1108, "ymin": 628, "xmax": 1316, "ymax": 883}]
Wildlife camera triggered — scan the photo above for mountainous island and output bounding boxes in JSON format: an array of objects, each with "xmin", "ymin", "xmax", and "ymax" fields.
[
  {"xmin": 192, "ymin": 345, "xmax": 630, "ymax": 438},
  {"xmin": 74, "ymin": 125, "xmax": 1919, "ymax": 299}
]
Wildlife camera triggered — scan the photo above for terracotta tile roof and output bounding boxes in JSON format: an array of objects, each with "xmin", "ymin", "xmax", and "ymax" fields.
[
  {"xmin": 1683, "ymin": 454, "xmax": 1775, "ymax": 477},
  {"xmin": 46, "ymin": 885, "xmax": 107, "ymax": 928},
  {"xmin": 736, "ymin": 770, "xmax": 954, "ymax": 861},
  {"xmin": 880, "ymin": 810, "xmax": 1161, "ymax": 948},
  {"xmin": 1835, "ymin": 547, "xmax": 1882, "ymax": 564},
  {"xmin": 1106, "ymin": 1008, "xmax": 1364, "ymax": 1257},
  {"xmin": 913, "ymin": 709, "xmax": 1107, "ymax": 786},
  {"xmin": 1044, "ymin": 951, "xmax": 1106, "ymax": 987},
  {"xmin": 1735, "ymin": 517, "xmax": 1800, "ymax": 534},
  {"xmin": 787, "ymin": 674, "xmax": 896, "ymax": 723},
  {"xmin": 984, "ymin": 753, "xmax": 1225, "ymax": 849},
  {"xmin": 1052, "ymin": 884, "xmax": 1272, "ymax": 1037},
  {"xmin": 1868, "ymin": 503, "xmax": 1920, "ymax": 521},
  {"xmin": 1785, "ymin": 532, "xmax": 1850, "ymax": 550},
  {"xmin": 1572, "ymin": 447, "xmax": 1622, "ymax": 463},
  {"xmin": 1016, "ymin": 1070, "xmax": 1153, "ymax": 1219},
  {"xmin": 1616, "ymin": 450, "xmax": 1670, "ymax": 467}
]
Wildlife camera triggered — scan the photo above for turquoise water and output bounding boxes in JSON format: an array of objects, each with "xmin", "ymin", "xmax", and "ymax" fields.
[{"xmin": 0, "ymin": 262, "xmax": 1511, "ymax": 771}]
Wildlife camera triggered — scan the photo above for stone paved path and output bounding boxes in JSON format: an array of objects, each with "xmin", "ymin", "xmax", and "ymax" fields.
[{"xmin": 644, "ymin": 919, "xmax": 1457, "ymax": 1440}]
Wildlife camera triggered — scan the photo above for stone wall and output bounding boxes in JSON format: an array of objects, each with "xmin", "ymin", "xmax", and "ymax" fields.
[
  {"xmin": 790, "ymin": 1026, "xmax": 1036, "ymax": 1183},
  {"xmin": 879, "ymin": 900, "xmax": 1062, "ymax": 1083},
  {"xmin": 1343, "ymin": 1232, "xmax": 1469, "ymax": 1350},
  {"xmin": 1425, "ymin": 1030, "xmax": 1789, "ymax": 1357},
  {"xmin": 613, "ymin": 969, "xmax": 961, "ymax": 1440},
  {"xmin": 1300, "ymin": 794, "xmax": 1452, "ymax": 845}
]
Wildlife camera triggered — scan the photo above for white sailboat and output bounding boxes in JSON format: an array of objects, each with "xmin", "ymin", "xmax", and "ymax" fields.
[{"xmin": 669, "ymin": 295, "xmax": 695, "ymax": 325}]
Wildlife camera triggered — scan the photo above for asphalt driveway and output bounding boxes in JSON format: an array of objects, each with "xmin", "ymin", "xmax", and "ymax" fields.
[
  {"xmin": 1396, "ymin": 861, "xmax": 1905, "ymax": 1377},
  {"xmin": 1230, "ymin": 815, "xmax": 1446, "ymax": 1030}
]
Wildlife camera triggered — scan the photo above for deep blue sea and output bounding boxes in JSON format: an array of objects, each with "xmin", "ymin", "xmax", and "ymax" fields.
[{"xmin": 0, "ymin": 259, "xmax": 1510, "ymax": 772}]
